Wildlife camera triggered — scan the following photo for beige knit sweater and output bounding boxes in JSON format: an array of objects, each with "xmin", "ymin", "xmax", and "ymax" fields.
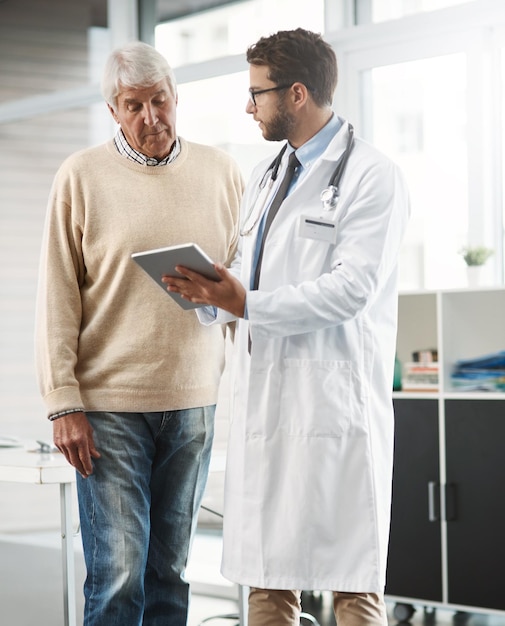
[{"xmin": 35, "ymin": 138, "xmax": 243, "ymax": 416}]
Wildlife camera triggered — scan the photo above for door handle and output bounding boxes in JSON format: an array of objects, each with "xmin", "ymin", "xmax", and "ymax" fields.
[{"xmin": 428, "ymin": 481, "xmax": 440, "ymax": 522}]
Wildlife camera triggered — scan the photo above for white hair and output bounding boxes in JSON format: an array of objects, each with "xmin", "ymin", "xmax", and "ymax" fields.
[{"xmin": 101, "ymin": 41, "xmax": 177, "ymax": 111}]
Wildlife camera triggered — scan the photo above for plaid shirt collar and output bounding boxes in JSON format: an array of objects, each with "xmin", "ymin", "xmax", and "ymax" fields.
[{"xmin": 113, "ymin": 128, "xmax": 180, "ymax": 166}]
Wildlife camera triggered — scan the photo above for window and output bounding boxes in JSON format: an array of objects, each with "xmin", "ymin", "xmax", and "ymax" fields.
[
  {"xmin": 355, "ymin": 0, "xmax": 475, "ymax": 23},
  {"xmin": 332, "ymin": 3, "xmax": 505, "ymax": 289},
  {"xmin": 364, "ymin": 54, "xmax": 468, "ymax": 289},
  {"xmin": 176, "ymin": 71, "xmax": 281, "ymax": 179},
  {"xmin": 156, "ymin": 0, "xmax": 324, "ymax": 68}
]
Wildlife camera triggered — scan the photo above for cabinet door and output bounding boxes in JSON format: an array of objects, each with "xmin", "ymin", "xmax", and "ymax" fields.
[
  {"xmin": 445, "ymin": 400, "xmax": 505, "ymax": 610},
  {"xmin": 386, "ymin": 399, "xmax": 442, "ymax": 601}
]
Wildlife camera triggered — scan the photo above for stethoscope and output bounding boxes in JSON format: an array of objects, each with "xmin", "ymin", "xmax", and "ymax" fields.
[{"xmin": 240, "ymin": 123, "xmax": 354, "ymax": 236}]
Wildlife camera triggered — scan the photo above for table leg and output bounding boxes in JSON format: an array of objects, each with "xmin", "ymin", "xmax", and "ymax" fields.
[
  {"xmin": 238, "ymin": 584, "xmax": 249, "ymax": 626},
  {"xmin": 60, "ymin": 482, "xmax": 76, "ymax": 626}
]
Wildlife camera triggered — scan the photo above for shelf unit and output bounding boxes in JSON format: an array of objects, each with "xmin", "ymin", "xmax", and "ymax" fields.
[
  {"xmin": 395, "ymin": 286, "xmax": 505, "ymax": 398},
  {"xmin": 386, "ymin": 287, "xmax": 505, "ymax": 619}
]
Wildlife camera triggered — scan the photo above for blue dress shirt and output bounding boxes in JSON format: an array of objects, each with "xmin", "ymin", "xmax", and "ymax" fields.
[{"xmin": 250, "ymin": 113, "xmax": 343, "ymax": 288}]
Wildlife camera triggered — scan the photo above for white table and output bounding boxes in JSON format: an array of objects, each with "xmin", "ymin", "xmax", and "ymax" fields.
[{"xmin": 0, "ymin": 445, "xmax": 77, "ymax": 626}]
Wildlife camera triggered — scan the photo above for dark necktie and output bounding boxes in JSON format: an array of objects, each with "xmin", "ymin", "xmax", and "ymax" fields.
[{"xmin": 252, "ymin": 151, "xmax": 300, "ymax": 290}]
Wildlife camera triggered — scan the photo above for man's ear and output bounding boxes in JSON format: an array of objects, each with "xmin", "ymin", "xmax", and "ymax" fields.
[
  {"xmin": 291, "ymin": 82, "xmax": 309, "ymax": 106},
  {"xmin": 107, "ymin": 103, "xmax": 119, "ymax": 124}
]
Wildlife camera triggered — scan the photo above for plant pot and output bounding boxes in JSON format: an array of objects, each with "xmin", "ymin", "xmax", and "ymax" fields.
[{"xmin": 466, "ymin": 265, "xmax": 482, "ymax": 288}]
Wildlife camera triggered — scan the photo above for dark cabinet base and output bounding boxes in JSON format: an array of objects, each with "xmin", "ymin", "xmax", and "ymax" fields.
[
  {"xmin": 445, "ymin": 400, "xmax": 505, "ymax": 611},
  {"xmin": 387, "ymin": 398, "xmax": 505, "ymax": 614},
  {"xmin": 386, "ymin": 399, "xmax": 442, "ymax": 601}
]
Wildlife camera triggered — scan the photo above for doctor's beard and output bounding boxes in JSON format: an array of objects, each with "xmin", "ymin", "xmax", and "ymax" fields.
[{"xmin": 262, "ymin": 99, "xmax": 296, "ymax": 142}]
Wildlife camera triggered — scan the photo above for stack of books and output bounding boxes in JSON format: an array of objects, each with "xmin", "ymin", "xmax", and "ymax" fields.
[
  {"xmin": 451, "ymin": 351, "xmax": 505, "ymax": 392},
  {"xmin": 402, "ymin": 361, "xmax": 439, "ymax": 392}
]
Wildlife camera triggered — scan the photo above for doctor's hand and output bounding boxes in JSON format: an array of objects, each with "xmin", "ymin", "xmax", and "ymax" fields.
[
  {"xmin": 53, "ymin": 411, "xmax": 101, "ymax": 479},
  {"xmin": 162, "ymin": 263, "xmax": 246, "ymax": 318}
]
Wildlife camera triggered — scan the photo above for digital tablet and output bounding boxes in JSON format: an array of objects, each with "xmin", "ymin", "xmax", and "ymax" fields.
[{"xmin": 131, "ymin": 242, "xmax": 220, "ymax": 310}]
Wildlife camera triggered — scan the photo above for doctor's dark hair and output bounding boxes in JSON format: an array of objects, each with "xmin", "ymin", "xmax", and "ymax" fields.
[
  {"xmin": 101, "ymin": 41, "xmax": 177, "ymax": 112},
  {"xmin": 246, "ymin": 28, "xmax": 337, "ymax": 108}
]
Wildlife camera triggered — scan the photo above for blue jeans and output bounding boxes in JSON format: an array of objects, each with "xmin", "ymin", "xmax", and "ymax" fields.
[{"xmin": 77, "ymin": 408, "xmax": 215, "ymax": 626}]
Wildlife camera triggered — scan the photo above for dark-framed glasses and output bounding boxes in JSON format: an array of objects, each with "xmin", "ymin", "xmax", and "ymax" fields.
[{"xmin": 248, "ymin": 84, "xmax": 292, "ymax": 106}]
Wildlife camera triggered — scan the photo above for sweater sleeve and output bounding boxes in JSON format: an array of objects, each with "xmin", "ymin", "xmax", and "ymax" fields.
[{"xmin": 35, "ymin": 160, "xmax": 86, "ymax": 416}]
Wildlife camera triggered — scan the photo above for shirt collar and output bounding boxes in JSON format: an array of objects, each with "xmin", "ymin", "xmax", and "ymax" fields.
[
  {"xmin": 113, "ymin": 129, "xmax": 180, "ymax": 166},
  {"xmin": 290, "ymin": 113, "xmax": 343, "ymax": 170}
]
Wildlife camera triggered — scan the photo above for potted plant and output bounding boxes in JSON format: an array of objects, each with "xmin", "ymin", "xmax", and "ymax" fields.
[
  {"xmin": 459, "ymin": 246, "xmax": 493, "ymax": 287},
  {"xmin": 459, "ymin": 246, "xmax": 494, "ymax": 266}
]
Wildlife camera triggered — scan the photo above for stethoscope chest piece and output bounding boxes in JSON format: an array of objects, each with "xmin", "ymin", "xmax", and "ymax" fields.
[
  {"xmin": 320, "ymin": 185, "xmax": 339, "ymax": 211},
  {"xmin": 242, "ymin": 123, "xmax": 354, "ymax": 234}
]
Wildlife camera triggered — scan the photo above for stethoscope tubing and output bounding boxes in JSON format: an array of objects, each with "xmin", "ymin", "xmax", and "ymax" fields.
[{"xmin": 240, "ymin": 123, "xmax": 354, "ymax": 235}]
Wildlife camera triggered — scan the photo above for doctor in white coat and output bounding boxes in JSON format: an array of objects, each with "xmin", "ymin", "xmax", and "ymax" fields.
[{"xmin": 163, "ymin": 28, "xmax": 410, "ymax": 626}]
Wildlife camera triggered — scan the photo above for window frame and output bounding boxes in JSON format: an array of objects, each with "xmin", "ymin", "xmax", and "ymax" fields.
[{"xmin": 327, "ymin": 1, "xmax": 505, "ymax": 284}]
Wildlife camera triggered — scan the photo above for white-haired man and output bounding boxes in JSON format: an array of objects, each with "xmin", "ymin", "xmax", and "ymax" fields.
[{"xmin": 35, "ymin": 41, "xmax": 243, "ymax": 626}]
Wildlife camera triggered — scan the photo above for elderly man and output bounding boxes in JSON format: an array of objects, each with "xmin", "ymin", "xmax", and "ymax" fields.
[{"xmin": 35, "ymin": 41, "xmax": 242, "ymax": 626}]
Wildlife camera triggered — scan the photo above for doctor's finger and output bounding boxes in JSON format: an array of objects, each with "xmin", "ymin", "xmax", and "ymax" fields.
[
  {"xmin": 161, "ymin": 274, "xmax": 188, "ymax": 288},
  {"xmin": 174, "ymin": 265, "xmax": 221, "ymax": 285}
]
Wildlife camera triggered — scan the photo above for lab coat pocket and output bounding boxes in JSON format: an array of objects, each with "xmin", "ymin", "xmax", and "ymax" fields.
[
  {"xmin": 281, "ymin": 358, "xmax": 351, "ymax": 437},
  {"xmin": 245, "ymin": 360, "xmax": 282, "ymax": 438}
]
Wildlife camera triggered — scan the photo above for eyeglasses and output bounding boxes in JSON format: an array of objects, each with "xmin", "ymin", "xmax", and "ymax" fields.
[{"xmin": 248, "ymin": 84, "xmax": 292, "ymax": 106}]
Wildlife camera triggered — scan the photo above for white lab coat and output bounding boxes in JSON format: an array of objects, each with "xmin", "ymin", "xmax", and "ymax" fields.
[{"xmin": 207, "ymin": 119, "xmax": 410, "ymax": 592}]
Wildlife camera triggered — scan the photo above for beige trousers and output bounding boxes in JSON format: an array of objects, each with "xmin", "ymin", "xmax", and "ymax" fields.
[{"xmin": 248, "ymin": 588, "xmax": 388, "ymax": 626}]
